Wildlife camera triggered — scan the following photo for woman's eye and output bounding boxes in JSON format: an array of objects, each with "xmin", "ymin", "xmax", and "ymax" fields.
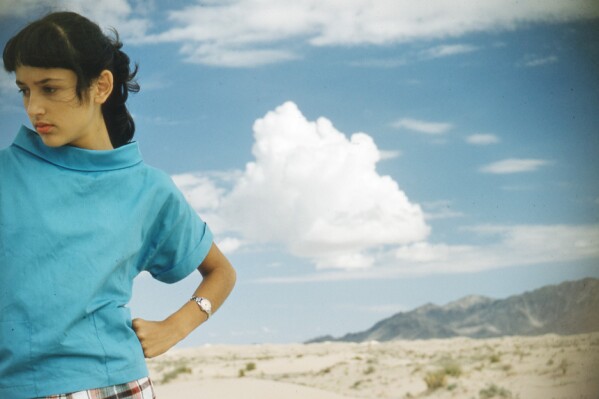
[
  {"xmin": 42, "ymin": 87, "xmax": 57, "ymax": 94},
  {"xmin": 18, "ymin": 88, "xmax": 30, "ymax": 97}
]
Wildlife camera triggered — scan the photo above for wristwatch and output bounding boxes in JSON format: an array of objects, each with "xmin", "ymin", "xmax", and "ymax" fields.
[{"xmin": 190, "ymin": 296, "xmax": 212, "ymax": 319}]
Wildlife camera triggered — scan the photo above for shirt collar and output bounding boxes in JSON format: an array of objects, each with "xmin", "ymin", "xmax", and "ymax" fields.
[{"xmin": 12, "ymin": 125, "xmax": 143, "ymax": 171}]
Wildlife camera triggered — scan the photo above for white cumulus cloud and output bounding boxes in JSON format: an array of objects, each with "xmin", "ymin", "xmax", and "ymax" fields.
[{"xmin": 173, "ymin": 102, "xmax": 429, "ymax": 269}]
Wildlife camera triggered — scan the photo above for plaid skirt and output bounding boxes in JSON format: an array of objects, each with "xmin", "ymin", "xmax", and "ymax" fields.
[{"xmin": 38, "ymin": 377, "xmax": 155, "ymax": 399}]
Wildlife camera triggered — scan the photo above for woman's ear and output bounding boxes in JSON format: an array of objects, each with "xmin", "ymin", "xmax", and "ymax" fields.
[{"xmin": 94, "ymin": 70, "xmax": 114, "ymax": 104}]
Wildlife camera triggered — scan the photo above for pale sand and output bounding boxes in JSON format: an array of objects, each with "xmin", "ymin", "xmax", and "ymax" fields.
[
  {"xmin": 148, "ymin": 332, "xmax": 599, "ymax": 399},
  {"xmin": 154, "ymin": 379, "xmax": 355, "ymax": 399}
]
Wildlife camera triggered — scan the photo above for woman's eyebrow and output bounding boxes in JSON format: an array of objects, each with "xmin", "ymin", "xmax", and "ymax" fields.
[{"xmin": 15, "ymin": 78, "xmax": 65, "ymax": 85}]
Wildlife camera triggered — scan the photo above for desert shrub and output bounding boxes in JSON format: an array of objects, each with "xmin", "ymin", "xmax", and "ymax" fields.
[
  {"xmin": 238, "ymin": 362, "xmax": 257, "ymax": 377},
  {"xmin": 489, "ymin": 354, "xmax": 501, "ymax": 363},
  {"xmin": 558, "ymin": 359, "xmax": 568, "ymax": 375},
  {"xmin": 364, "ymin": 366, "xmax": 375, "ymax": 375},
  {"xmin": 161, "ymin": 365, "xmax": 192, "ymax": 384},
  {"xmin": 424, "ymin": 370, "xmax": 447, "ymax": 390},
  {"xmin": 443, "ymin": 361, "xmax": 462, "ymax": 377},
  {"xmin": 479, "ymin": 384, "xmax": 513, "ymax": 398}
]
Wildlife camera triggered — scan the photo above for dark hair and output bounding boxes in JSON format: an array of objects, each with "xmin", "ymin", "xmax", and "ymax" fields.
[{"xmin": 3, "ymin": 11, "xmax": 140, "ymax": 148}]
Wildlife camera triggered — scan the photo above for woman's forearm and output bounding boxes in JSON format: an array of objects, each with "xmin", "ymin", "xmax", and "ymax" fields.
[{"xmin": 133, "ymin": 243, "xmax": 236, "ymax": 357}]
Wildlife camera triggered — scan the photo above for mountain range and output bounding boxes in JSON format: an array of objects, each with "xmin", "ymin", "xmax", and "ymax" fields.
[{"xmin": 308, "ymin": 277, "xmax": 599, "ymax": 343}]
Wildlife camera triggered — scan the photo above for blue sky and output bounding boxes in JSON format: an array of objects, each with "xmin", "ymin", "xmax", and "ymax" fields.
[{"xmin": 1, "ymin": 1, "xmax": 598, "ymax": 345}]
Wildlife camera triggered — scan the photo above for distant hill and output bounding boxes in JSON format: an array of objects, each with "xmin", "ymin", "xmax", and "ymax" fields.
[{"xmin": 307, "ymin": 278, "xmax": 599, "ymax": 343}]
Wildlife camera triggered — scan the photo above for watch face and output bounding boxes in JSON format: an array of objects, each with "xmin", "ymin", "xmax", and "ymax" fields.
[{"xmin": 200, "ymin": 298, "xmax": 212, "ymax": 312}]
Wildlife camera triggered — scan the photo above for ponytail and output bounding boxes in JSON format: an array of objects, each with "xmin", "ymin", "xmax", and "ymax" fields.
[{"xmin": 103, "ymin": 35, "xmax": 140, "ymax": 148}]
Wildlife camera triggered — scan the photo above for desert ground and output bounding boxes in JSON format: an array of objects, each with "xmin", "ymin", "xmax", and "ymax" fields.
[{"xmin": 148, "ymin": 332, "xmax": 599, "ymax": 399}]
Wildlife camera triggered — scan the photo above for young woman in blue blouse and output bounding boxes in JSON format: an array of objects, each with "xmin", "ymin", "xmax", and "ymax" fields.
[{"xmin": 0, "ymin": 11, "xmax": 236, "ymax": 399}]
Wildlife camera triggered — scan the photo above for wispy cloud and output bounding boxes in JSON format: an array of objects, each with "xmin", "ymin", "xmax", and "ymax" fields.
[
  {"xmin": 480, "ymin": 158, "xmax": 550, "ymax": 174},
  {"xmin": 216, "ymin": 237, "xmax": 244, "ymax": 254},
  {"xmin": 134, "ymin": 0, "xmax": 598, "ymax": 67},
  {"xmin": 254, "ymin": 224, "xmax": 599, "ymax": 283},
  {"xmin": 520, "ymin": 55, "xmax": 559, "ymax": 68},
  {"xmin": 379, "ymin": 150, "xmax": 402, "ymax": 160},
  {"xmin": 391, "ymin": 118, "xmax": 453, "ymax": 135},
  {"xmin": 393, "ymin": 224, "xmax": 599, "ymax": 274},
  {"xmin": 178, "ymin": 44, "xmax": 300, "ymax": 68},
  {"xmin": 352, "ymin": 43, "xmax": 478, "ymax": 69},
  {"xmin": 138, "ymin": 72, "xmax": 171, "ymax": 91},
  {"xmin": 420, "ymin": 44, "xmax": 479, "ymax": 59},
  {"xmin": 0, "ymin": 71, "xmax": 14, "ymax": 91},
  {"xmin": 3, "ymin": 1, "xmax": 595, "ymax": 67},
  {"xmin": 349, "ymin": 58, "xmax": 407, "ymax": 68},
  {"xmin": 466, "ymin": 133, "xmax": 500, "ymax": 145},
  {"xmin": 0, "ymin": 71, "xmax": 23, "ymax": 114},
  {"xmin": 135, "ymin": 115, "xmax": 184, "ymax": 126},
  {"xmin": 0, "ymin": 0, "xmax": 151, "ymax": 40},
  {"xmin": 422, "ymin": 200, "xmax": 464, "ymax": 220}
]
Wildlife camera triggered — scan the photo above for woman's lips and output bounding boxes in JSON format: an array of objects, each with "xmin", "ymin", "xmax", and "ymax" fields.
[{"xmin": 35, "ymin": 123, "xmax": 54, "ymax": 134}]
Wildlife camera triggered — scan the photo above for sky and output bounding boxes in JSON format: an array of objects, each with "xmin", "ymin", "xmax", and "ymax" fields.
[{"xmin": 1, "ymin": 0, "xmax": 598, "ymax": 346}]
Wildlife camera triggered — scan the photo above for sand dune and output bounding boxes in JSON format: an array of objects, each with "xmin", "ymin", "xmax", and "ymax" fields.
[{"xmin": 148, "ymin": 332, "xmax": 599, "ymax": 399}]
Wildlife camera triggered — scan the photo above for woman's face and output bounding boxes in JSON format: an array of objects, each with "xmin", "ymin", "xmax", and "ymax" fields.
[{"xmin": 15, "ymin": 66, "xmax": 112, "ymax": 150}]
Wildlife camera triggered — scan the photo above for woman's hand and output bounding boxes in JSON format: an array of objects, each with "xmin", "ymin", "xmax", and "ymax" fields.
[{"xmin": 132, "ymin": 318, "xmax": 184, "ymax": 358}]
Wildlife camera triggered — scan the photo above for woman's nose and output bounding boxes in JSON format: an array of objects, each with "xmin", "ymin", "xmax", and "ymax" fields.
[{"xmin": 26, "ymin": 94, "xmax": 46, "ymax": 117}]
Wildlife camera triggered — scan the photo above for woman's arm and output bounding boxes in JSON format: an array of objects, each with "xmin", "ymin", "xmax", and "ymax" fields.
[{"xmin": 132, "ymin": 243, "xmax": 236, "ymax": 358}]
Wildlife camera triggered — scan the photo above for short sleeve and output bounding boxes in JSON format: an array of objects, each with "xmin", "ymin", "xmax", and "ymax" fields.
[{"xmin": 140, "ymin": 173, "xmax": 213, "ymax": 284}]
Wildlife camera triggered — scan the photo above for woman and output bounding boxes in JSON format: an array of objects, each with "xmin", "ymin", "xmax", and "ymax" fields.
[{"xmin": 0, "ymin": 11, "xmax": 236, "ymax": 399}]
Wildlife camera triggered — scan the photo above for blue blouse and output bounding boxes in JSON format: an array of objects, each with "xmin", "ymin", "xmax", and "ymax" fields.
[{"xmin": 0, "ymin": 126, "xmax": 213, "ymax": 398}]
